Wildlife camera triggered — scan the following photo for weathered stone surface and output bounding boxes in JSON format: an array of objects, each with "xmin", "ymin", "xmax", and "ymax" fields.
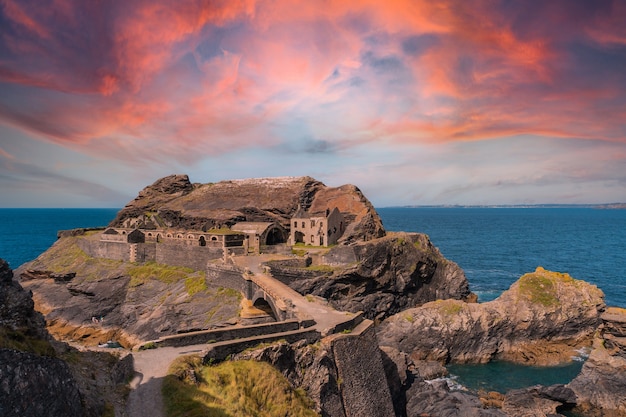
[
  {"xmin": 568, "ymin": 326, "xmax": 626, "ymax": 414},
  {"xmin": 0, "ymin": 259, "xmax": 84, "ymax": 417},
  {"xmin": 289, "ymin": 232, "xmax": 473, "ymax": 321},
  {"xmin": 0, "ymin": 349, "xmax": 83, "ymax": 417},
  {"xmin": 502, "ymin": 385, "xmax": 576, "ymax": 417},
  {"xmin": 377, "ymin": 267, "xmax": 605, "ymax": 365},
  {"xmin": 405, "ymin": 379, "xmax": 506, "ymax": 417},
  {"xmin": 109, "ymin": 175, "xmax": 385, "ymax": 244}
]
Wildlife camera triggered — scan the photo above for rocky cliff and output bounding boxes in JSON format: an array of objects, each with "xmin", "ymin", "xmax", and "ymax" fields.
[
  {"xmin": 1, "ymin": 259, "xmax": 135, "ymax": 417},
  {"xmin": 109, "ymin": 175, "xmax": 386, "ymax": 244},
  {"xmin": 18, "ymin": 235, "xmax": 242, "ymax": 346},
  {"xmin": 377, "ymin": 267, "xmax": 605, "ymax": 365},
  {"xmin": 568, "ymin": 307, "xmax": 626, "ymax": 414},
  {"xmin": 283, "ymin": 232, "xmax": 474, "ymax": 322},
  {"xmin": 0, "ymin": 258, "xmax": 83, "ymax": 417}
]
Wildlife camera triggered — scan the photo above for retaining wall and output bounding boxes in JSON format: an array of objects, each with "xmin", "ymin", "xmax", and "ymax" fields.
[
  {"xmin": 203, "ymin": 328, "xmax": 321, "ymax": 363},
  {"xmin": 331, "ymin": 321, "xmax": 395, "ymax": 417},
  {"xmin": 153, "ymin": 320, "xmax": 303, "ymax": 348}
]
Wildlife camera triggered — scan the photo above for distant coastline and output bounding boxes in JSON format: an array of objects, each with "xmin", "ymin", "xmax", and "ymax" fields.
[{"xmin": 382, "ymin": 203, "xmax": 626, "ymax": 209}]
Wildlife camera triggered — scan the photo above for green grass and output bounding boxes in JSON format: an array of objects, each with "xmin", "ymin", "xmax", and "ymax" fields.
[
  {"xmin": 291, "ymin": 248, "xmax": 308, "ymax": 257},
  {"xmin": 216, "ymin": 287, "xmax": 242, "ymax": 299},
  {"xmin": 127, "ymin": 262, "xmax": 196, "ymax": 287},
  {"xmin": 0, "ymin": 328, "xmax": 56, "ymax": 357},
  {"xmin": 185, "ymin": 275, "xmax": 208, "ymax": 296},
  {"xmin": 432, "ymin": 299, "xmax": 464, "ymax": 316},
  {"xmin": 518, "ymin": 267, "xmax": 562, "ymax": 307},
  {"xmin": 305, "ymin": 265, "xmax": 335, "ymax": 273},
  {"xmin": 163, "ymin": 357, "xmax": 319, "ymax": 417}
]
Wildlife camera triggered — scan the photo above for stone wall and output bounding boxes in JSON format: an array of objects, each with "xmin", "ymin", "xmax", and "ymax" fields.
[
  {"xmin": 265, "ymin": 260, "xmax": 325, "ymax": 285},
  {"xmin": 152, "ymin": 320, "xmax": 302, "ymax": 347},
  {"xmin": 77, "ymin": 239, "xmax": 131, "ymax": 262},
  {"xmin": 206, "ymin": 264, "xmax": 246, "ymax": 293},
  {"xmin": 331, "ymin": 321, "xmax": 395, "ymax": 417},
  {"xmin": 203, "ymin": 328, "xmax": 321, "ymax": 363},
  {"xmin": 154, "ymin": 242, "xmax": 222, "ymax": 270}
]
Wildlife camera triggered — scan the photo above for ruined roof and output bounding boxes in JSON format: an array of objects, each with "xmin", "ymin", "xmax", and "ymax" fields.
[{"xmin": 231, "ymin": 222, "xmax": 276, "ymax": 235}]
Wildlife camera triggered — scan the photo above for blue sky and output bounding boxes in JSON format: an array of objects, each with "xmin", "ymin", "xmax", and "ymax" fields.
[{"xmin": 1, "ymin": 0, "xmax": 626, "ymax": 207}]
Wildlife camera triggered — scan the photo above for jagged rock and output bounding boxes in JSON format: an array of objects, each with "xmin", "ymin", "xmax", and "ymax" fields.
[
  {"xmin": 377, "ymin": 267, "xmax": 605, "ymax": 365},
  {"xmin": 109, "ymin": 175, "xmax": 385, "ymax": 243},
  {"xmin": 405, "ymin": 378, "xmax": 506, "ymax": 417},
  {"xmin": 0, "ymin": 261, "xmax": 48, "ymax": 343},
  {"xmin": 0, "ymin": 349, "xmax": 83, "ymax": 417},
  {"xmin": 568, "ymin": 319, "xmax": 626, "ymax": 415},
  {"xmin": 0, "ymin": 259, "xmax": 84, "ymax": 416},
  {"xmin": 288, "ymin": 232, "xmax": 473, "ymax": 321},
  {"xmin": 502, "ymin": 385, "xmax": 576, "ymax": 417}
]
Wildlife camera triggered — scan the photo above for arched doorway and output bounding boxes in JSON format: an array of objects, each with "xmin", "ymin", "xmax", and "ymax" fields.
[{"xmin": 265, "ymin": 227, "xmax": 285, "ymax": 245}]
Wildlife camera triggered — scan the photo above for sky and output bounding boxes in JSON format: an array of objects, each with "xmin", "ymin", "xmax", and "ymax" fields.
[{"xmin": 1, "ymin": 0, "xmax": 626, "ymax": 208}]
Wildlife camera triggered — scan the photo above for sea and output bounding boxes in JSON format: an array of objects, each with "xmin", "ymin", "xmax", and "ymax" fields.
[{"xmin": 1, "ymin": 206, "xmax": 625, "ymax": 395}]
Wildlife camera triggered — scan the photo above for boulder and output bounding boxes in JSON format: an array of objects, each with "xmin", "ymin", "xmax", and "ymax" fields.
[{"xmin": 377, "ymin": 267, "xmax": 605, "ymax": 365}]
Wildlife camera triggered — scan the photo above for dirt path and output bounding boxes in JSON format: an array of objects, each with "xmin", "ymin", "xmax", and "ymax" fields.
[{"xmin": 124, "ymin": 344, "xmax": 208, "ymax": 417}]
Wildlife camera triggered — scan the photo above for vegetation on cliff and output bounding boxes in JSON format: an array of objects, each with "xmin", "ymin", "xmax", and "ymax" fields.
[
  {"xmin": 163, "ymin": 356, "xmax": 318, "ymax": 417},
  {"xmin": 19, "ymin": 235, "xmax": 241, "ymax": 345}
]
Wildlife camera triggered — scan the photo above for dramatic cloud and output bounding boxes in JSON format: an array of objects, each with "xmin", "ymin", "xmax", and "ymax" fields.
[{"xmin": 0, "ymin": 0, "xmax": 625, "ymax": 206}]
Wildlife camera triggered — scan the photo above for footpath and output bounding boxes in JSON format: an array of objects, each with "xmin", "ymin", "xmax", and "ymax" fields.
[{"xmin": 124, "ymin": 255, "xmax": 363, "ymax": 417}]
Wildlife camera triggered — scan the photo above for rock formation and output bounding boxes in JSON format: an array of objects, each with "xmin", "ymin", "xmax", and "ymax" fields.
[
  {"xmin": 568, "ymin": 307, "xmax": 626, "ymax": 414},
  {"xmin": 18, "ymin": 236, "xmax": 241, "ymax": 346},
  {"xmin": 109, "ymin": 175, "xmax": 386, "ymax": 244},
  {"xmin": 0, "ymin": 258, "xmax": 83, "ymax": 417},
  {"xmin": 377, "ymin": 267, "xmax": 605, "ymax": 365},
  {"xmin": 282, "ymin": 232, "xmax": 474, "ymax": 321}
]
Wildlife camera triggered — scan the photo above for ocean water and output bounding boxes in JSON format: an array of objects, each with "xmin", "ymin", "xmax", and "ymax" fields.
[
  {"xmin": 377, "ymin": 207, "xmax": 626, "ymax": 397},
  {"xmin": 1, "ymin": 207, "xmax": 624, "ymax": 397},
  {"xmin": 377, "ymin": 207, "xmax": 626, "ymax": 308},
  {"xmin": 0, "ymin": 208, "xmax": 118, "ymax": 270}
]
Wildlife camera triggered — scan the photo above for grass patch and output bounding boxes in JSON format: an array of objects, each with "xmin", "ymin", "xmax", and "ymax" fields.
[
  {"xmin": 127, "ymin": 261, "xmax": 196, "ymax": 287},
  {"xmin": 205, "ymin": 227, "xmax": 242, "ymax": 235},
  {"xmin": 0, "ymin": 328, "xmax": 56, "ymax": 357},
  {"xmin": 216, "ymin": 287, "xmax": 242, "ymax": 300},
  {"xmin": 433, "ymin": 299, "xmax": 464, "ymax": 316},
  {"xmin": 291, "ymin": 248, "xmax": 307, "ymax": 257},
  {"xmin": 185, "ymin": 275, "xmax": 207, "ymax": 296},
  {"xmin": 163, "ymin": 358, "xmax": 318, "ymax": 417},
  {"xmin": 518, "ymin": 267, "xmax": 561, "ymax": 307},
  {"xmin": 305, "ymin": 265, "xmax": 335, "ymax": 273}
]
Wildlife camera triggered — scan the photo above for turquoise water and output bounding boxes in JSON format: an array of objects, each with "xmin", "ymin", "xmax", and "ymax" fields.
[{"xmin": 446, "ymin": 360, "xmax": 585, "ymax": 393}]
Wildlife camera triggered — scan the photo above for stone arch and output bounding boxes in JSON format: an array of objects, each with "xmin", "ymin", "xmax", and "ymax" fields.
[
  {"xmin": 294, "ymin": 231, "xmax": 305, "ymax": 244},
  {"xmin": 265, "ymin": 226, "xmax": 286, "ymax": 245},
  {"xmin": 177, "ymin": 233, "xmax": 183, "ymax": 239},
  {"xmin": 251, "ymin": 290, "xmax": 279, "ymax": 321},
  {"xmin": 166, "ymin": 233, "xmax": 173, "ymax": 238}
]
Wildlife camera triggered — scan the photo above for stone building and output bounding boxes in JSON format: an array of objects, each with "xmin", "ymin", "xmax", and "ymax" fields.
[
  {"xmin": 231, "ymin": 222, "xmax": 287, "ymax": 254},
  {"xmin": 290, "ymin": 207, "xmax": 344, "ymax": 247}
]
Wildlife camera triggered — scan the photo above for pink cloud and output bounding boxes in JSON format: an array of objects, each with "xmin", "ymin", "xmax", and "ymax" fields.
[{"xmin": 0, "ymin": 0, "xmax": 625, "ymax": 171}]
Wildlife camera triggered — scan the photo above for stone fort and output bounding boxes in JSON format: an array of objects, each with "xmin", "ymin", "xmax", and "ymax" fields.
[{"xmin": 78, "ymin": 207, "xmax": 345, "ymax": 271}]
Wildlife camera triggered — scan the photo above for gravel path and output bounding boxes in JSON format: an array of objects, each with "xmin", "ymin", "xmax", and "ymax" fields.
[{"xmin": 125, "ymin": 345, "xmax": 208, "ymax": 417}]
